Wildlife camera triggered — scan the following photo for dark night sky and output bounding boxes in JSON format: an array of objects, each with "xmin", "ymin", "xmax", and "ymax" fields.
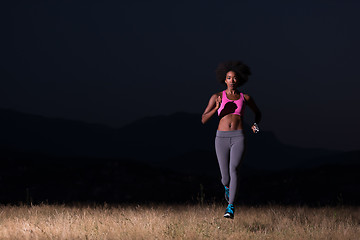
[{"xmin": 1, "ymin": 0, "xmax": 359, "ymax": 151}]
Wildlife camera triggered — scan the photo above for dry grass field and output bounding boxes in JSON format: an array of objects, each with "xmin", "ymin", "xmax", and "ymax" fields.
[{"xmin": 0, "ymin": 203, "xmax": 359, "ymax": 240}]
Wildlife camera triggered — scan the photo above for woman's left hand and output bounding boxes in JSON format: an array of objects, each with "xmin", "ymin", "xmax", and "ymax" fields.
[{"xmin": 251, "ymin": 124, "xmax": 259, "ymax": 133}]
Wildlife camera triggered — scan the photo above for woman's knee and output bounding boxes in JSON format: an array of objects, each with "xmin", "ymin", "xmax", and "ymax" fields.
[{"xmin": 229, "ymin": 165, "xmax": 240, "ymax": 176}]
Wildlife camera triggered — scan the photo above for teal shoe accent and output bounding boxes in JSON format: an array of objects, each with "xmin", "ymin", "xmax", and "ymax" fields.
[
  {"xmin": 224, "ymin": 186, "xmax": 230, "ymax": 203},
  {"xmin": 223, "ymin": 204, "xmax": 234, "ymax": 219}
]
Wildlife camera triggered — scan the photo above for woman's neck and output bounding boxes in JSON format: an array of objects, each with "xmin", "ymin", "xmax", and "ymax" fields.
[{"xmin": 226, "ymin": 89, "xmax": 238, "ymax": 95}]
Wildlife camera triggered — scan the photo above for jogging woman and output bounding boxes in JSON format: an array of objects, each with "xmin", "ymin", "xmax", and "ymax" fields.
[{"xmin": 201, "ymin": 61, "xmax": 262, "ymax": 219}]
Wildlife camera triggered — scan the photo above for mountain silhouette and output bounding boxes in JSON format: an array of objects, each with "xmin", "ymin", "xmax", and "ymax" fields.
[
  {"xmin": 0, "ymin": 108, "xmax": 350, "ymax": 173},
  {"xmin": 1, "ymin": 108, "xmax": 359, "ymax": 205}
]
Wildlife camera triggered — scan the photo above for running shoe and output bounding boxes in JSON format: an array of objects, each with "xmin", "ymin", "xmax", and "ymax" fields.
[
  {"xmin": 223, "ymin": 204, "xmax": 234, "ymax": 219},
  {"xmin": 224, "ymin": 186, "xmax": 230, "ymax": 203}
]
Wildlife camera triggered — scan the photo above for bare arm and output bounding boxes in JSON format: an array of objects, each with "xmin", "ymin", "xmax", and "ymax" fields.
[
  {"xmin": 201, "ymin": 93, "xmax": 221, "ymax": 124},
  {"xmin": 244, "ymin": 94, "xmax": 262, "ymax": 132}
]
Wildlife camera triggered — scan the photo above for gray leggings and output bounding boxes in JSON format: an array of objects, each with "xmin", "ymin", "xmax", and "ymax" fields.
[{"xmin": 215, "ymin": 130, "xmax": 245, "ymax": 204}]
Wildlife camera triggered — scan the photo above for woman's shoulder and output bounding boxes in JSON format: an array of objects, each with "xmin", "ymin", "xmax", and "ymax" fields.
[
  {"xmin": 242, "ymin": 93, "xmax": 251, "ymax": 101},
  {"xmin": 211, "ymin": 91, "xmax": 223, "ymax": 98},
  {"xmin": 216, "ymin": 91, "xmax": 223, "ymax": 97}
]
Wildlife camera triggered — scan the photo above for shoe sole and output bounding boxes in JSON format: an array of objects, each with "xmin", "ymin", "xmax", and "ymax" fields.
[{"xmin": 223, "ymin": 213, "xmax": 234, "ymax": 219}]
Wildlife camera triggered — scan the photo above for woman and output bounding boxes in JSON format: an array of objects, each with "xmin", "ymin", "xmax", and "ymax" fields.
[{"xmin": 201, "ymin": 61, "xmax": 262, "ymax": 219}]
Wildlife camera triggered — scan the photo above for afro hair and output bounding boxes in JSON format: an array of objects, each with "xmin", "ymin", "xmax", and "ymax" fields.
[{"xmin": 215, "ymin": 61, "xmax": 251, "ymax": 86}]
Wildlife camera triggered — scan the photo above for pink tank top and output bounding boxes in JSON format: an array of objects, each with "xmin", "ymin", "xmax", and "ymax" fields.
[{"xmin": 217, "ymin": 90, "xmax": 245, "ymax": 117}]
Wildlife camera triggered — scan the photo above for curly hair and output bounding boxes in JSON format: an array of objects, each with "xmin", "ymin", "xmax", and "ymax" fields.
[{"xmin": 215, "ymin": 61, "xmax": 251, "ymax": 86}]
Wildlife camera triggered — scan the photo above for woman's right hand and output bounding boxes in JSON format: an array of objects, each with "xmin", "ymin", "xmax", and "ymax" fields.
[{"xmin": 215, "ymin": 96, "xmax": 222, "ymax": 110}]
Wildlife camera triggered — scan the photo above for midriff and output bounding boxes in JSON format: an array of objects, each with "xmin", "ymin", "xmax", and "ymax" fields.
[{"xmin": 217, "ymin": 114, "xmax": 243, "ymax": 131}]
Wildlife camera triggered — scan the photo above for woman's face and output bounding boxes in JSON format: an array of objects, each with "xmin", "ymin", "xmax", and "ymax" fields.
[{"xmin": 224, "ymin": 71, "xmax": 238, "ymax": 89}]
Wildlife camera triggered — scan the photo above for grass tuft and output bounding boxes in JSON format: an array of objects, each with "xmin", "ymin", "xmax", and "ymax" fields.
[{"xmin": 0, "ymin": 203, "xmax": 359, "ymax": 239}]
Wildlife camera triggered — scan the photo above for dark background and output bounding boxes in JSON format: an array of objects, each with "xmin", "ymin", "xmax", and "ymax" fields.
[{"xmin": 0, "ymin": 0, "xmax": 359, "ymax": 205}]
